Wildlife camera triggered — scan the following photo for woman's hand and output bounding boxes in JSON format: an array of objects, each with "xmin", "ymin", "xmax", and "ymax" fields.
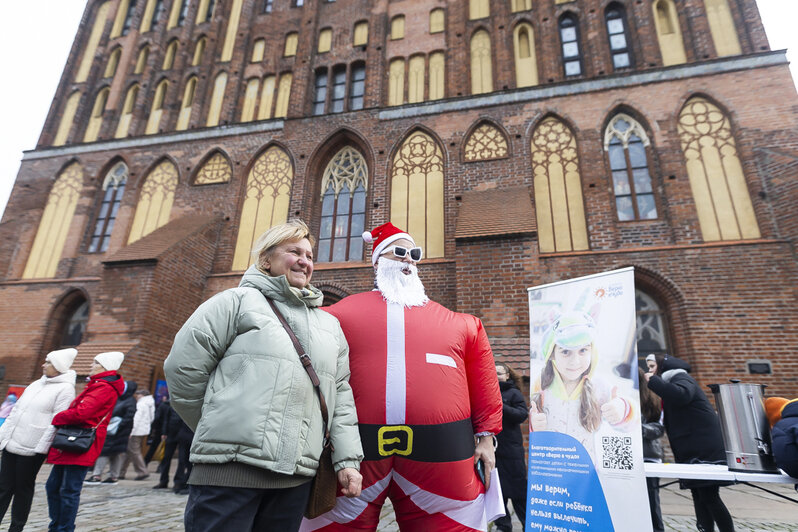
[
  {"xmin": 600, "ymin": 387, "xmax": 626, "ymax": 425},
  {"xmin": 644, "ymin": 371, "xmax": 653, "ymax": 382},
  {"xmin": 529, "ymin": 402, "xmax": 548, "ymax": 431},
  {"xmin": 474, "ymin": 436, "xmax": 496, "ymax": 491},
  {"xmin": 337, "ymin": 467, "xmax": 363, "ymax": 498}
]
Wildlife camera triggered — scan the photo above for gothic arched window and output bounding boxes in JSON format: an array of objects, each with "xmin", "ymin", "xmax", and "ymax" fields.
[
  {"xmin": 635, "ymin": 289, "xmax": 670, "ymax": 362},
  {"xmin": 530, "ymin": 117, "xmax": 588, "ymax": 252},
  {"xmin": 88, "ymin": 162, "xmax": 127, "ymax": 253},
  {"xmin": 604, "ymin": 114, "xmax": 657, "ymax": 221},
  {"xmin": 317, "ymin": 147, "xmax": 368, "ymax": 263},
  {"xmin": 127, "ymin": 159, "xmax": 178, "ymax": 244},
  {"xmin": 390, "ymin": 131, "xmax": 444, "ymax": 258},
  {"xmin": 559, "ymin": 14, "xmax": 582, "ymax": 77},
  {"xmin": 677, "ymin": 97, "xmax": 760, "ymax": 241},
  {"xmin": 605, "ymin": 5, "xmax": 633, "ymax": 70},
  {"xmin": 232, "ymin": 146, "xmax": 294, "ymax": 270},
  {"xmin": 61, "ymin": 300, "xmax": 89, "ymax": 348}
]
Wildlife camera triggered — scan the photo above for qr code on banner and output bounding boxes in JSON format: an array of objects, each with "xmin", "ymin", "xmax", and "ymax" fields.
[{"xmin": 602, "ymin": 436, "xmax": 633, "ymax": 470}]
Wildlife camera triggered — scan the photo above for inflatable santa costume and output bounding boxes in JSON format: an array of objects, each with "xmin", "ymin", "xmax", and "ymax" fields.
[{"xmin": 302, "ymin": 224, "xmax": 502, "ymax": 532}]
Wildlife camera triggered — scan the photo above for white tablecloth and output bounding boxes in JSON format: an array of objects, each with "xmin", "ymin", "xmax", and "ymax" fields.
[{"xmin": 644, "ymin": 462, "xmax": 797, "ymax": 484}]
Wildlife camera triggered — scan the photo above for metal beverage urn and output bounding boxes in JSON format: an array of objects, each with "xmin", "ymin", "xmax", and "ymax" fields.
[{"xmin": 708, "ymin": 380, "xmax": 780, "ymax": 473}]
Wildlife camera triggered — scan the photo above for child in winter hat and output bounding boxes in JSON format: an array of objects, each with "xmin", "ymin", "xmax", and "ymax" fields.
[
  {"xmin": 45, "ymin": 348, "xmax": 78, "ymax": 374},
  {"xmin": 94, "ymin": 351, "xmax": 125, "ymax": 372}
]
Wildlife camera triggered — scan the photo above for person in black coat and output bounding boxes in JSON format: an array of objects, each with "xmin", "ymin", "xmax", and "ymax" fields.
[
  {"xmin": 646, "ymin": 354, "xmax": 735, "ymax": 532},
  {"xmin": 494, "ymin": 362, "xmax": 528, "ymax": 532},
  {"xmin": 766, "ymin": 397, "xmax": 798, "ymax": 479},
  {"xmin": 144, "ymin": 396, "xmax": 171, "ymax": 465},
  {"xmin": 86, "ymin": 380, "xmax": 137, "ymax": 484},
  {"xmin": 153, "ymin": 401, "xmax": 194, "ymax": 494}
]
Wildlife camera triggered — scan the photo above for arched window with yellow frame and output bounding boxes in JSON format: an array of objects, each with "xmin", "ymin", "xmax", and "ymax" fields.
[
  {"xmin": 388, "ymin": 58, "xmax": 405, "ymax": 106},
  {"xmin": 353, "ymin": 21, "xmax": 368, "ymax": 46},
  {"xmin": 135, "ymin": 45, "xmax": 150, "ymax": 74},
  {"xmin": 194, "ymin": 151, "xmax": 232, "ymax": 185},
  {"xmin": 145, "ymin": 79, "xmax": 169, "ymax": 134},
  {"xmin": 511, "ymin": 0, "xmax": 532, "ymax": 12},
  {"xmin": 104, "ymin": 47, "xmax": 121, "ymax": 78},
  {"xmin": 470, "ymin": 30, "xmax": 492, "ymax": 95},
  {"xmin": 162, "ymin": 40, "xmax": 179, "ymax": 70},
  {"xmin": 677, "ymin": 97, "xmax": 759, "ymax": 241},
  {"xmin": 464, "ymin": 122, "xmax": 509, "ymax": 162},
  {"xmin": 76, "ymin": 2, "xmax": 111, "ymax": 83},
  {"xmin": 653, "ymin": 0, "xmax": 686, "ymax": 66},
  {"xmin": 429, "ymin": 52, "xmax": 445, "ymax": 100},
  {"xmin": 407, "ymin": 55, "xmax": 425, "ymax": 104},
  {"xmin": 192, "ymin": 38, "xmax": 206, "ymax": 66},
  {"xmin": 83, "ymin": 88, "xmax": 110, "ymax": 143},
  {"xmin": 530, "ymin": 116, "xmax": 589, "ymax": 252},
  {"xmin": 23, "ymin": 162, "xmax": 84, "ymax": 279},
  {"xmin": 241, "ymin": 78, "xmax": 260, "ymax": 122},
  {"xmin": 429, "ymin": 8, "xmax": 444, "ymax": 33},
  {"xmin": 390, "ymin": 131, "xmax": 444, "ymax": 258},
  {"xmin": 469, "ymin": 0, "xmax": 489, "ymax": 20},
  {"xmin": 258, "ymin": 75, "xmax": 276, "ymax": 120},
  {"xmin": 274, "ymin": 73, "xmax": 292, "ymax": 118},
  {"xmin": 232, "ymin": 146, "xmax": 294, "ymax": 270},
  {"xmin": 207, "ymin": 72, "xmax": 228, "ymax": 126},
  {"xmin": 127, "ymin": 159, "xmax": 178, "ymax": 244},
  {"xmin": 176, "ymin": 77, "xmax": 197, "ymax": 131},
  {"xmin": 390, "ymin": 16, "xmax": 405, "ymax": 40},
  {"xmin": 704, "ymin": 0, "xmax": 741, "ymax": 57},
  {"xmin": 513, "ymin": 23, "xmax": 538, "ymax": 87},
  {"xmin": 221, "ymin": 0, "xmax": 244, "ymax": 61},
  {"xmin": 53, "ymin": 91, "xmax": 82, "ymax": 146},
  {"xmin": 284, "ymin": 32, "xmax": 298, "ymax": 57},
  {"xmin": 115, "ymin": 84, "xmax": 139, "ymax": 138}
]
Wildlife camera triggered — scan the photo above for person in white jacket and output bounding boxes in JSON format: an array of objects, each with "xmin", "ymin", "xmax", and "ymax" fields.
[
  {"xmin": 0, "ymin": 348, "xmax": 77, "ymax": 532},
  {"xmin": 120, "ymin": 388, "xmax": 155, "ymax": 480}
]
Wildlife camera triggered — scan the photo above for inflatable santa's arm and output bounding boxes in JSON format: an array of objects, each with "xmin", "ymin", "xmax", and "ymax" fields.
[{"xmin": 464, "ymin": 316, "xmax": 503, "ymax": 435}]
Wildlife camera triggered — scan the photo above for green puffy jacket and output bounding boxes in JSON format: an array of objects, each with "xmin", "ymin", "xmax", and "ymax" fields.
[{"xmin": 164, "ymin": 265, "xmax": 363, "ymax": 477}]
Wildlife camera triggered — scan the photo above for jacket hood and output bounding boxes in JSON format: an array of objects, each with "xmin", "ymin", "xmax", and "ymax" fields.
[
  {"xmin": 91, "ymin": 371, "xmax": 125, "ymax": 396},
  {"xmin": 660, "ymin": 355, "xmax": 692, "ymax": 373},
  {"xmin": 44, "ymin": 370, "xmax": 77, "ymax": 386},
  {"xmin": 120, "ymin": 380, "xmax": 138, "ymax": 400},
  {"xmin": 780, "ymin": 399, "xmax": 798, "ymax": 420},
  {"xmin": 499, "ymin": 380, "xmax": 519, "ymax": 392},
  {"xmin": 239, "ymin": 264, "xmax": 324, "ymax": 308}
]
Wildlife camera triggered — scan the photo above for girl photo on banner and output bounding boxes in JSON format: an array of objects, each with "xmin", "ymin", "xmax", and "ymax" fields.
[{"xmin": 525, "ymin": 267, "xmax": 651, "ymax": 532}]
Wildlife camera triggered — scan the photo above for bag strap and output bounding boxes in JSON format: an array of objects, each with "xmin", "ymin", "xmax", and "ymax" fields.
[
  {"xmin": 265, "ymin": 298, "xmax": 331, "ymax": 447},
  {"xmin": 92, "ymin": 412, "xmax": 111, "ymax": 431}
]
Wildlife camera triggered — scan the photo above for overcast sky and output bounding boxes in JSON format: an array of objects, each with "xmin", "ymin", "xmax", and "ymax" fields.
[{"xmin": 0, "ymin": 0, "xmax": 796, "ymax": 219}]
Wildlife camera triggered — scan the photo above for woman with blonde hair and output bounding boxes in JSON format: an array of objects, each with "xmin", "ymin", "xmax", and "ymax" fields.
[{"xmin": 165, "ymin": 220, "xmax": 363, "ymax": 531}]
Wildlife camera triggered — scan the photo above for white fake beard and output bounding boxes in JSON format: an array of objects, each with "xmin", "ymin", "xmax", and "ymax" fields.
[{"xmin": 375, "ymin": 257, "xmax": 429, "ymax": 308}]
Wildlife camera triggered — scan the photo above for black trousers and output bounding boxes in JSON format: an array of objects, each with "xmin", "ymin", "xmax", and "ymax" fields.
[
  {"xmin": 646, "ymin": 476, "xmax": 665, "ymax": 532},
  {"xmin": 691, "ymin": 486, "xmax": 735, "ymax": 532},
  {"xmin": 184, "ymin": 481, "xmax": 312, "ymax": 532},
  {"xmin": 143, "ymin": 431, "xmax": 161, "ymax": 464},
  {"xmin": 160, "ymin": 438, "xmax": 192, "ymax": 488},
  {"xmin": 0, "ymin": 450, "xmax": 47, "ymax": 532}
]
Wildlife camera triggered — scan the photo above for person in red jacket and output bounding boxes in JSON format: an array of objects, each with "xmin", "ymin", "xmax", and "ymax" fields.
[
  {"xmin": 302, "ymin": 223, "xmax": 502, "ymax": 532},
  {"xmin": 45, "ymin": 351, "xmax": 125, "ymax": 532}
]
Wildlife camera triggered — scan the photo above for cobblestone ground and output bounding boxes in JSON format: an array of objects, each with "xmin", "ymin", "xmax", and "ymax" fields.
[{"xmin": 20, "ymin": 463, "xmax": 798, "ymax": 531}]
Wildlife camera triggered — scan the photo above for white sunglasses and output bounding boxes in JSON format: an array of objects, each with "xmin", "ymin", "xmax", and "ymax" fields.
[{"xmin": 382, "ymin": 245, "xmax": 423, "ymax": 262}]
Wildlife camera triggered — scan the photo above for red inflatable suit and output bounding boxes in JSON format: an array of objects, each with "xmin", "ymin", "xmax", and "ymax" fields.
[{"xmin": 301, "ymin": 291, "xmax": 502, "ymax": 531}]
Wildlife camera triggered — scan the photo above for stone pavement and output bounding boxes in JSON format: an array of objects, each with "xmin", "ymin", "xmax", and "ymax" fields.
[{"xmin": 20, "ymin": 462, "xmax": 798, "ymax": 531}]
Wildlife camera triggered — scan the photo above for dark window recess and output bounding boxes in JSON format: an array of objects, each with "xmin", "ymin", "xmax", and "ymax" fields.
[
  {"xmin": 152, "ymin": 0, "xmax": 165, "ymax": 25},
  {"xmin": 89, "ymin": 177, "xmax": 126, "ymax": 253},
  {"xmin": 263, "ymin": 0, "xmax": 273, "ymax": 13},
  {"xmin": 61, "ymin": 301, "xmax": 89, "ymax": 347},
  {"xmin": 205, "ymin": 0, "xmax": 216, "ymax": 20},
  {"xmin": 606, "ymin": 7, "xmax": 632, "ymax": 70},
  {"xmin": 331, "ymin": 66, "xmax": 346, "ymax": 113},
  {"xmin": 349, "ymin": 63, "xmax": 365, "ymax": 110},
  {"xmin": 608, "ymin": 120, "xmax": 656, "ymax": 221},
  {"xmin": 318, "ymin": 181, "xmax": 366, "ymax": 262},
  {"xmin": 313, "ymin": 68, "xmax": 328, "ymax": 115},
  {"xmin": 177, "ymin": 0, "xmax": 189, "ymax": 25},
  {"xmin": 559, "ymin": 15, "xmax": 582, "ymax": 77},
  {"xmin": 122, "ymin": 0, "xmax": 138, "ymax": 35}
]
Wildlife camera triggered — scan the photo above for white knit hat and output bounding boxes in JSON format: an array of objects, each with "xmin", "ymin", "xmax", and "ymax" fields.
[
  {"xmin": 94, "ymin": 351, "xmax": 125, "ymax": 372},
  {"xmin": 46, "ymin": 348, "xmax": 78, "ymax": 374}
]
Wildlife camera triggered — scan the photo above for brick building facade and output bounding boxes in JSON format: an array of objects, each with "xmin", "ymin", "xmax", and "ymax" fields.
[{"xmin": 1, "ymin": 0, "xmax": 797, "ymax": 398}]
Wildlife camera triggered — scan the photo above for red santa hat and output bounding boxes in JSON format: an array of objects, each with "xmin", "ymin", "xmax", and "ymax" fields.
[{"xmin": 362, "ymin": 223, "xmax": 416, "ymax": 265}]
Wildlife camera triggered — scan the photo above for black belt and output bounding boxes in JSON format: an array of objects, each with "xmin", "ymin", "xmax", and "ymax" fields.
[{"xmin": 359, "ymin": 419, "xmax": 475, "ymax": 463}]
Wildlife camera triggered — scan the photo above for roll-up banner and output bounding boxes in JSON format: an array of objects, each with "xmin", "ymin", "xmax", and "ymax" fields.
[{"xmin": 526, "ymin": 267, "xmax": 651, "ymax": 532}]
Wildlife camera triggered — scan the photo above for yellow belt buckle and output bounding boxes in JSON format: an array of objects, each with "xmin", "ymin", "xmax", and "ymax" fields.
[{"xmin": 377, "ymin": 425, "xmax": 413, "ymax": 457}]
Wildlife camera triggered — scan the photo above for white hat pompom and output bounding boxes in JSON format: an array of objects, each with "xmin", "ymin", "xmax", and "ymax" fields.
[{"xmin": 362, "ymin": 231, "xmax": 373, "ymax": 243}]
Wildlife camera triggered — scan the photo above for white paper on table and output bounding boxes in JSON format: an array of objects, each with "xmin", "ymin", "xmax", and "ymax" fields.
[{"xmin": 485, "ymin": 468, "xmax": 505, "ymax": 523}]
